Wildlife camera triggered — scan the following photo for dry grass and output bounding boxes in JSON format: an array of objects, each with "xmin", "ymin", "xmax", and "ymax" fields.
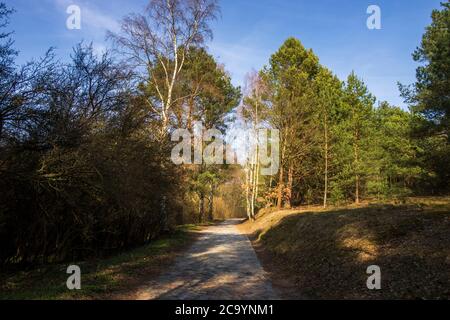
[{"xmin": 238, "ymin": 197, "xmax": 450, "ymax": 300}]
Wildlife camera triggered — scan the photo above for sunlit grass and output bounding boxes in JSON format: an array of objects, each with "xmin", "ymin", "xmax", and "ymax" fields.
[{"xmin": 239, "ymin": 197, "xmax": 450, "ymax": 299}]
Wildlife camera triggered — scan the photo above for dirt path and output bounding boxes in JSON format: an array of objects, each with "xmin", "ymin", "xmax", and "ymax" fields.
[{"xmin": 135, "ymin": 219, "xmax": 278, "ymax": 300}]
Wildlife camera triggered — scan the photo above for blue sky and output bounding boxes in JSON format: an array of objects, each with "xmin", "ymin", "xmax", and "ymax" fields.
[{"xmin": 4, "ymin": 0, "xmax": 444, "ymax": 108}]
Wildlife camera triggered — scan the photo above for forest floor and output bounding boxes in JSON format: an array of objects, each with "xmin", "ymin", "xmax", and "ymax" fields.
[
  {"xmin": 0, "ymin": 224, "xmax": 205, "ymax": 300},
  {"xmin": 0, "ymin": 220, "xmax": 278, "ymax": 300},
  {"xmin": 2, "ymin": 197, "xmax": 449, "ymax": 300},
  {"xmin": 238, "ymin": 196, "xmax": 450, "ymax": 300}
]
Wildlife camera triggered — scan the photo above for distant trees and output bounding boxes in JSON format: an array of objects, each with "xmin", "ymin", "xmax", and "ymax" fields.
[
  {"xmin": 247, "ymin": 33, "xmax": 447, "ymax": 210},
  {"xmin": 371, "ymin": 102, "xmax": 423, "ymax": 197},
  {"xmin": 239, "ymin": 4, "xmax": 450, "ymax": 208},
  {"xmin": 180, "ymin": 48, "xmax": 240, "ymax": 222}
]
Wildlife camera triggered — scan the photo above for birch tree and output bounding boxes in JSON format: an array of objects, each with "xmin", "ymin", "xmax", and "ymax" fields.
[
  {"xmin": 109, "ymin": 0, "xmax": 219, "ymax": 135},
  {"xmin": 242, "ymin": 71, "xmax": 267, "ymax": 220}
]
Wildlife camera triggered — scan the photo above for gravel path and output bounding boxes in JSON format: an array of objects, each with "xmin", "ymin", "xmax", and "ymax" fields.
[{"xmin": 136, "ymin": 219, "xmax": 278, "ymax": 300}]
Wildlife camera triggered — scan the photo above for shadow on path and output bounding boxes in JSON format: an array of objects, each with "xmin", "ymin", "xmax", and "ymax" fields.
[{"xmin": 136, "ymin": 219, "xmax": 278, "ymax": 300}]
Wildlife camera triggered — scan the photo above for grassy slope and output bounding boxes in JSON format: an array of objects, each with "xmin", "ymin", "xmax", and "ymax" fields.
[
  {"xmin": 0, "ymin": 225, "xmax": 202, "ymax": 300},
  {"xmin": 239, "ymin": 197, "xmax": 450, "ymax": 300}
]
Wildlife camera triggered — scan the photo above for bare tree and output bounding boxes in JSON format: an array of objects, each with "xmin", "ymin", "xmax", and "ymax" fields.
[
  {"xmin": 108, "ymin": 0, "xmax": 219, "ymax": 135},
  {"xmin": 0, "ymin": 7, "xmax": 56, "ymax": 144},
  {"xmin": 242, "ymin": 71, "xmax": 267, "ymax": 220}
]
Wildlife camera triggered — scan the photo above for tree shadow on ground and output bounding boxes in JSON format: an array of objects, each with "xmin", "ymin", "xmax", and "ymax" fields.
[
  {"xmin": 136, "ymin": 220, "xmax": 278, "ymax": 300},
  {"xmin": 248, "ymin": 205, "xmax": 450, "ymax": 299}
]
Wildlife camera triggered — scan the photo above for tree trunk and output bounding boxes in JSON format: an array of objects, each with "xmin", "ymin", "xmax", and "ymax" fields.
[
  {"xmin": 187, "ymin": 97, "xmax": 194, "ymax": 131},
  {"xmin": 254, "ymin": 156, "xmax": 260, "ymax": 219},
  {"xmin": 208, "ymin": 191, "xmax": 214, "ymax": 222},
  {"xmin": 164, "ymin": 29, "xmax": 178, "ymax": 134},
  {"xmin": 249, "ymin": 145, "xmax": 259, "ymax": 220},
  {"xmin": 323, "ymin": 117, "xmax": 329, "ymax": 208},
  {"xmin": 286, "ymin": 166, "xmax": 293, "ymax": 209},
  {"xmin": 355, "ymin": 174, "xmax": 360, "ymax": 204},
  {"xmin": 354, "ymin": 129, "xmax": 360, "ymax": 204},
  {"xmin": 277, "ymin": 164, "xmax": 284, "ymax": 210},
  {"xmin": 160, "ymin": 196, "xmax": 169, "ymax": 231},
  {"xmin": 251, "ymin": 99, "xmax": 259, "ymax": 220},
  {"xmin": 245, "ymin": 168, "xmax": 252, "ymax": 220},
  {"xmin": 250, "ymin": 161, "xmax": 255, "ymax": 219},
  {"xmin": 199, "ymin": 193, "xmax": 205, "ymax": 223}
]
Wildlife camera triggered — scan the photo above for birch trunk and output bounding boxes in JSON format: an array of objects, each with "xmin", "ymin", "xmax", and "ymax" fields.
[
  {"xmin": 245, "ymin": 168, "xmax": 252, "ymax": 220},
  {"xmin": 254, "ymin": 154, "xmax": 260, "ymax": 219},
  {"xmin": 250, "ymin": 165, "xmax": 255, "ymax": 220}
]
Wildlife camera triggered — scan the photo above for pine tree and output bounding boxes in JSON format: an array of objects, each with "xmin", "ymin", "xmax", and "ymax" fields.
[
  {"xmin": 261, "ymin": 38, "xmax": 320, "ymax": 209},
  {"xmin": 343, "ymin": 72, "xmax": 376, "ymax": 204},
  {"xmin": 314, "ymin": 67, "xmax": 344, "ymax": 207}
]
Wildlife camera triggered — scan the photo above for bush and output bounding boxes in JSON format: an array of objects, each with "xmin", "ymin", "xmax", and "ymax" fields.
[{"xmin": 0, "ymin": 44, "xmax": 180, "ymax": 266}]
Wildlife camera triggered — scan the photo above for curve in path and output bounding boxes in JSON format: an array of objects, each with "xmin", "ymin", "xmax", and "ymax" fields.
[{"xmin": 136, "ymin": 219, "xmax": 278, "ymax": 300}]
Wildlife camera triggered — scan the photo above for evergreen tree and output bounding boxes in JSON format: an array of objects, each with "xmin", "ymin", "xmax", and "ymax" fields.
[
  {"xmin": 342, "ymin": 72, "xmax": 376, "ymax": 203},
  {"xmin": 371, "ymin": 102, "xmax": 423, "ymax": 198},
  {"xmin": 400, "ymin": 2, "xmax": 450, "ymax": 193},
  {"xmin": 314, "ymin": 67, "xmax": 344, "ymax": 207},
  {"xmin": 400, "ymin": 2, "xmax": 450, "ymax": 140},
  {"xmin": 261, "ymin": 37, "xmax": 320, "ymax": 208}
]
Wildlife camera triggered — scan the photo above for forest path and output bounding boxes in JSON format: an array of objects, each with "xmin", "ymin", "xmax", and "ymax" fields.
[{"xmin": 135, "ymin": 219, "xmax": 278, "ymax": 300}]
